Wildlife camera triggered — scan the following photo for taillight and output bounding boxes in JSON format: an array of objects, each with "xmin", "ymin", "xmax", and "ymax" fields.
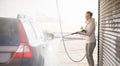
[
  {"xmin": 13, "ymin": 43, "xmax": 32, "ymax": 58},
  {"xmin": 13, "ymin": 22, "xmax": 32, "ymax": 58}
]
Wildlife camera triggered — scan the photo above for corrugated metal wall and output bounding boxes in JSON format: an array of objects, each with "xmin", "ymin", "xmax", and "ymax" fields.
[{"xmin": 99, "ymin": 0, "xmax": 120, "ymax": 66}]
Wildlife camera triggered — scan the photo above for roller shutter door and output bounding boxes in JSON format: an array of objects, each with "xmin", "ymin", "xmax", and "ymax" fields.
[{"xmin": 99, "ymin": 0, "xmax": 120, "ymax": 66}]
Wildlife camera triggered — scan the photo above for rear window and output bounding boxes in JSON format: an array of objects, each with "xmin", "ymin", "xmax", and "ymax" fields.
[{"xmin": 0, "ymin": 18, "xmax": 20, "ymax": 46}]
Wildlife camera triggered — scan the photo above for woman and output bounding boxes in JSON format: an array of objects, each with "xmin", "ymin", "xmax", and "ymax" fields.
[{"xmin": 73, "ymin": 11, "xmax": 96, "ymax": 66}]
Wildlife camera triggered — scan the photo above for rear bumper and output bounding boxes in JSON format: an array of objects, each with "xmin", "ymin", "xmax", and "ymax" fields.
[
  {"xmin": 21, "ymin": 58, "xmax": 32, "ymax": 66},
  {"xmin": 0, "ymin": 58, "xmax": 32, "ymax": 66}
]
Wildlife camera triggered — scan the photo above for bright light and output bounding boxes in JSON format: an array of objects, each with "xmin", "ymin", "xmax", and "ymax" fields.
[{"xmin": 0, "ymin": 0, "xmax": 98, "ymax": 33}]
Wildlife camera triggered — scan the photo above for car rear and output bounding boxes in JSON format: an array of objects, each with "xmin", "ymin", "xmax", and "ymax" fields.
[{"xmin": 0, "ymin": 18, "xmax": 33, "ymax": 66}]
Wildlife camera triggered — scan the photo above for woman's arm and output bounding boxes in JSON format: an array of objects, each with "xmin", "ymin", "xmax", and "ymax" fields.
[
  {"xmin": 73, "ymin": 22, "xmax": 95, "ymax": 36},
  {"xmin": 80, "ymin": 21, "xmax": 95, "ymax": 36}
]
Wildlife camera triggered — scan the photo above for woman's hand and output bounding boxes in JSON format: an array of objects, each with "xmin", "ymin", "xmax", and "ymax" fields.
[{"xmin": 81, "ymin": 29, "xmax": 87, "ymax": 33}]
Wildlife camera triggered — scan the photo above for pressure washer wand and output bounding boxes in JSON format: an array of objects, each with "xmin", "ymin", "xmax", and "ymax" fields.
[
  {"xmin": 71, "ymin": 32, "xmax": 77, "ymax": 35},
  {"xmin": 63, "ymin": 32, "xmax": 77, "ymax": 37}
]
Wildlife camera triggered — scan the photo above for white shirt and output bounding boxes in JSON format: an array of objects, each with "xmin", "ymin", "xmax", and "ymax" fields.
[{"xmin": 80, "ymin": 18, "xmax": 96, "ymax": 43}]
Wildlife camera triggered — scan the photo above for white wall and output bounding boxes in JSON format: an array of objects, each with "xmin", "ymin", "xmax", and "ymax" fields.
[{"xmin": 0, "ymin": 0, "xmax": 38, "ymax": 18}]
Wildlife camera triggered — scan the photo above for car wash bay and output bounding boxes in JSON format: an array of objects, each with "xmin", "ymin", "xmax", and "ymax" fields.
[{"xmin": 0, "ymin": 0, "xmax": 120, "ymax": 66}]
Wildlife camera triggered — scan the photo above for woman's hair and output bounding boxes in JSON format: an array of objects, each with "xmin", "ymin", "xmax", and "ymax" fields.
[{"xmin": 86, "ymin": 11, "xmax": 93, "ymax": 17}]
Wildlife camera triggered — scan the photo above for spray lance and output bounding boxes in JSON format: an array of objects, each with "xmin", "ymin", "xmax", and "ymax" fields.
[{"xmin": 64, "ymin": 29, "xmax": 87, "ymax": 37}]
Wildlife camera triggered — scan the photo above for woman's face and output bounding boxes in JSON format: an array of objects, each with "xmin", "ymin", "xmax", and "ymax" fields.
[{"xmin": 86, "ymin": 13, "xmax": 91, "ymax": 20}]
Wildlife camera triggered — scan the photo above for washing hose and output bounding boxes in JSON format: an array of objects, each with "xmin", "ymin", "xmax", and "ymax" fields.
[{"xmin": 56, "ymin": 0, "xmax": 86, "ymax": 62}]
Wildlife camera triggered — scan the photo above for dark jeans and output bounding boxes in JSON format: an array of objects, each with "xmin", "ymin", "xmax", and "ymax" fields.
[{"xmin": 86, "ymin": 42, "xmax": 96, "ymax": 66}]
